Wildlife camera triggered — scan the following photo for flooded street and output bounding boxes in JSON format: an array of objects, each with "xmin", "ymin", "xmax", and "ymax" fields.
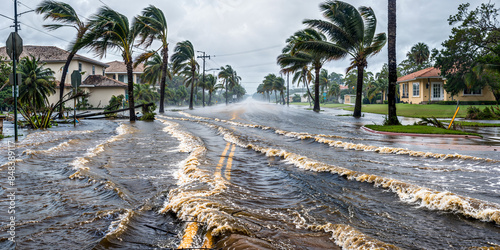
[{"xmin": 1, "ymin": 99, "xmax": 499, "ymax": 249}]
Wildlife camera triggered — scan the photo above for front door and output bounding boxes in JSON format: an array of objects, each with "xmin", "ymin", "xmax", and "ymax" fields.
[{"xmin": 431, "ymin": 82, "xmax": 444, "ymax": 101}]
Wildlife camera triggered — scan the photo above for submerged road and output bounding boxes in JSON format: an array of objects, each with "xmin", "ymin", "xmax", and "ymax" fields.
[{"xmin": 1, "ymin": 99, "xmax": 499, "ymax": 249}]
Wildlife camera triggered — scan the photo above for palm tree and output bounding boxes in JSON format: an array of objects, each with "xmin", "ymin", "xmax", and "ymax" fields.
[
  {"xmin": 387, "ymin": 0, "xmax": 399, "ymax": 124},
  {"xmin": 136, "ymin": 5, "xmax": 169, "ymax": 113},
  {"xmin": 79, "ymin": 6, "xmax": 140, "ymax": 121},
  {"xmin": 301, "ymin": 0, "xmax": 387, "ymax": 117},
  {"xmin": 171, "ymin": 40, "xmax": 198, "ymax": 110},
  {"xmin": 140, "ymin": 52, "xmax": 172, "ymax": 106},
  {"xmin": 17, "ymin": 55, "xmax": 56, "ymax": 109},
  {"xmin": 36, "ymin": 1, "xmax": 89, "ymax": 118},
  {"xmin": 134, "ymin": 83, "xmax": 158, "ymax": 104},
  {"xmin": 218, "ymin": 65, "xmax": 241, "ymax": 105},
  {"xmin": 278, "ymin": 28, "xmax": 329, "ymax": 112},
  {"xmin": 408, "ymin": 42, "xmax": 430, "ymax": 65},
  {"xmin": 204, "ymin": 74, "xmax": 217, "ymax": 105},
  {"xmin": 319, "ymin": 69, "xmax": 330, "ymax": 100}
]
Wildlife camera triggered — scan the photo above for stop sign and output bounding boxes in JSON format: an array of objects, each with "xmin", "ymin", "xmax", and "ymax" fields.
[{"xmin": 6, "ymin": 32, "xmax": 23, "ymax": 61}]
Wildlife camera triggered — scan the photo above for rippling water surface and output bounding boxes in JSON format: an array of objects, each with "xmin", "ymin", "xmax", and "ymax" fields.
[{"xmin": 1, "ymin": 100, "xmax": 499, "ymax": 249}]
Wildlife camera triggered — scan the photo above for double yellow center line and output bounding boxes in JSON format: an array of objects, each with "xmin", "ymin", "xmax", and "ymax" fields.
[
  {"xmin": 215, "ymin": 142, "xmax": 236, "ymax": 181},
  {"xmin": 178, "ymin": 142, "xmax": 237, "ymax": 249}
]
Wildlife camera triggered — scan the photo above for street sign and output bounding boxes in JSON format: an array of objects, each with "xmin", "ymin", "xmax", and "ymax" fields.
[
  {"xmin": 6, "ymin": 32, "xmax": 23, "ymax": 61},
  {"xmin": 71, "ymin": 70, "xmax": 81, "ymax": 88}
]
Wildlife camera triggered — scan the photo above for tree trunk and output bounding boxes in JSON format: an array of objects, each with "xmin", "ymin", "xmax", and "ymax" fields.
[
  {"xmin": 313, "ymin": 65, "xmax": 321, "ymax": 112},
  {"xmin": 126, "ymin": 59, "xmax": 136, "ymax": 121},
  {"xmin": 353, "ymin": 65, "xmax": 364, "ymax": 118},
  {"xmin": 159, "ymin": 46, "xmax": 168, "ymax": 113},
  {"xmin": 387, "ymin": 0, "xmax": 399, "ymax": 124},
  {"xmin": 202, "ymin": 86, "xmax": 205, "ymax": 107},
  {"xmin": 59, "ymin": 52, "xmax": 76, "ymax": 118},
  {"xmin": 189, "ymin": 69, "xmax": 195, "ymax": 110},
  {"xmin": 208, "ymin": 91, "xmax": 212, "ymax": 106}
]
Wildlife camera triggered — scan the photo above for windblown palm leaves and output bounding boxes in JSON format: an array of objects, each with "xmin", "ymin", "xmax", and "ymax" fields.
[
  {"xmin": 300, "ymin": 0, "xmax": 387, "ymax": 117},
  {"xmin": 79, "ymin": 6, "xmax": 140, "ymax": 121},
  {"xmin": 218, "ymin": 65, "xmax": 241, "ymax": 105},
  {"xmin": 204, "ymin": 74, "xmax": 217, "ymax": 105},
  {"xmin": 36, "ymin": 0, "xmax": 89, "ymax": 118},
  {"xmin": 136, "ymin": 5, "xmax": 169, "ymax": 113},
  {"xmin": 171, "ymin": 40, "xmax": 198, "ymax": 110},
  {"xmin": 17, "ymin": 56, "xmax": 56, "ymax": 109}
]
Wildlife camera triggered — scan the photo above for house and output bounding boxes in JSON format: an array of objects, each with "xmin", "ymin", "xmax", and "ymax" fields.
[
  {"xmin": 344, "ymin": 94, "xmax": 356, "ymax": 104},
  {"xmin": 398, "ymin": 67, "xmax": 496, "ymax": 104},
  {"xmin": 0, "ymin": 45, "xmax": 129, "ymax": 108},
  {"xmin": 105, "ymin": 60, "xmax": 144, "ymax": 84}
]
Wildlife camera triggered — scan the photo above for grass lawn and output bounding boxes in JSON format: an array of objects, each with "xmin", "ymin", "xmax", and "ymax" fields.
[
  {"xmin": 342, "ymin": 103, "xmax": 498, "ymax": 118},
  {"xmin": 444, "ymin": 121, "xmax": 500, "ymax": 127},
  {"xmin": 365, "ymin": 125, "xmax": 481, "ymax": 137},
  {"xmin": 292, "ymin": 103, "xmax": 350, "ymax": 108}
]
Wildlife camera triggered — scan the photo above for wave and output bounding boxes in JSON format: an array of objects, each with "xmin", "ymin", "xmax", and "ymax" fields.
[
  {"xmin": 203, "ymin": 122, "xmax": 500, "ymax": 226},
  {"xmin": 173, "ymin": 113, "xmax": 495, "ymax": 162},
  {"xmin": 158, "ymin": 119, "xmax": 251, "ymax": 247}
]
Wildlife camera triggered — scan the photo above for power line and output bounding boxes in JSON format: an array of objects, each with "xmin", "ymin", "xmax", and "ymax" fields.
[
  {"xmin": 238, "ymin": 62, "xmax": 277, "ymax": 69},
  {"xmin": 215, "ymin": 45, "xmax": 282, "ymax": 57}
]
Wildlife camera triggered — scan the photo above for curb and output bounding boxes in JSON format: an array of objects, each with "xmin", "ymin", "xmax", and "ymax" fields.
[{"xmin": 361, "ymin": 126, "xmax": 482, "ymax": 139}]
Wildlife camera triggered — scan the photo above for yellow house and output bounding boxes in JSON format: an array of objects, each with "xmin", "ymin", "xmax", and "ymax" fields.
[
  {"xmin": 398, "ymin": 67, "xmax": 496, "ymax": 104},
  {"xmin": 344, "ymin": 94, "xmax": 356, "ymax": 104}
]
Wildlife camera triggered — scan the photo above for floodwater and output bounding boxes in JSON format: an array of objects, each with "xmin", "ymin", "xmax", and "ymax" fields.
[{"xmin": 1, "ymin": 99, "xmax": 499, "ymax": 249}]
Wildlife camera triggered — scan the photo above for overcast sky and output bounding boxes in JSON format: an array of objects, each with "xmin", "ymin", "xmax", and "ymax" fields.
[{"xmin": 0, "ymin": 0, "xmax": 488, "ymax": 93}]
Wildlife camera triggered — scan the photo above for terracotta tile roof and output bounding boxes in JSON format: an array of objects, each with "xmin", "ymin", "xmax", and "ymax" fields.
[
  {"xmin": 0, "ymin": 45, "xmax": 108, "ymax": 67},
  {"xmin": 82, "ymin": 75, "xmax": 127, "ymax": 88},
  {"xmin": 397, "ymin": 67, "xmax": 442, "ymax": 82},
  {"xmin": 105, "ymin": 60, "xmax": 144, "ymax": 73}
]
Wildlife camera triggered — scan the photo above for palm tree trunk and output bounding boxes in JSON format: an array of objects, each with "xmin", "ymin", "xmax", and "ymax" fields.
[
  {"xmin": 353, "ymin": 65, "xmax": 364, "ymax": 118},
  {"xmin": 58, "ymin": 52, "xmax": 76, "ymax": 118},
  {"xmin": 159, "ymin": 47, "xmax": 168, "ymax": 113},
  {"xmin": 208, "ymin": 91, "xmax": 212, "ymax": 105},
  {"xmin": 126, "ymin": 59, "xmax": 136, "ymax": 121},
  {"xmin": 189, "ymin": 69, "xmax": 195, "ymax": 110},
  {"xmin": 313, "ymin": 65, "xmax": 321, "ymax": 112},
  {"xmin": 387, "ymin": 0, "xmax": 399, "ymax": 124}
]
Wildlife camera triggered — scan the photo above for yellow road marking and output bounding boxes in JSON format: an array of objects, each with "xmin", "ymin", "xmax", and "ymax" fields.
[
  {"xmin": 201, "ymin": 229, "xmax": 214, "ymax": 249},
  {"xmin": 215, "ymin": 142, "xmax": 231, "ymax": 178},
  {"xmin": 225, "ymin": 144, "xmax": 236, "ymax": 180},
  {"xmin": 178, "ymin": 222, "xmax": 199, "ymax": 249}
]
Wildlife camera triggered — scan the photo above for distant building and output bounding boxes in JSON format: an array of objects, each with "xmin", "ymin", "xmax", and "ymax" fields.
[
  {"xmin": 0, "ymin": 45, "xmax": 129, "ymax": 108},
  {"xmin": 397, "ymin": 67, "xmax": 496, "ymax": 104},
  {"xmin": 344, "ymin": 95, "xmax": 356, "ymax": 104},
  {"xmin": 105, "ymin": 60, "xmax": 144, "ymax": 84}
]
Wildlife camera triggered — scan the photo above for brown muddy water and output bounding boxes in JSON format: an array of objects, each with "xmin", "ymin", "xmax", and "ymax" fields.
[{"xmin": 1, "ymin": 100, "xmax": 499, "ymax": 249}]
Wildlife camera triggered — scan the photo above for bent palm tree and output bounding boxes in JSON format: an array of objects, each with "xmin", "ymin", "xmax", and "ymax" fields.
[
  {"xmin": 80, "ymin": 6, "xmax": 140, "ymax": 121},
  {"xmin": 171, "ymin": 40, "xmax": 198, "ymax": 110},
  {"xmin": 301, "ymin": 0, "xmax": 387, "ymax": 117},
  {"xmin": 205, "ymin": 74, "xmax": 217, "ymax": 105},
  {"xmin": 218, "ymin": 65, "xmax": 241, "ymax": 105},
  {"xmin": 36, "ymin": 0, "xmax": 89, "ymax": 118},
  {"xmin": 136, "ymin": 5, "xmax": 169, "ymax": 113}
]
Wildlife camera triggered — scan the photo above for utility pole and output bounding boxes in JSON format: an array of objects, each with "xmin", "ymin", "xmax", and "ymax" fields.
[
  {"xmin": 197, "ymin": 51, "xmax": 211, "ymax": 107},
  {"xmin": 287, "ymin": 73, "xmax": 289, "ymax": 106}
]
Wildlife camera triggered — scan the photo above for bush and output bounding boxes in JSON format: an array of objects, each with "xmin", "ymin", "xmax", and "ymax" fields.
[
  {"xmin": 466, "ymin": 105, "xmax": 500, "ymax": 120},
  {"xmin": 362, "ymin": 97, "xmax": 371, "ymax": 104},
  {"xmin": 383, "ymin": 100, "xmax": 388, "ymax": 104},
  {"xmin": 140, "ymin": 112, "xmax": 155, "ymax": 121}
]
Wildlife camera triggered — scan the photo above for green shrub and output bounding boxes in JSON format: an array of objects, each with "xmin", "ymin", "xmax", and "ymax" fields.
[
  {"xmin": 437, "ymin": 101, "xmax": 498, "ymax": 105},
  {"xmin": 140, "ymin": 112, "xmax": 155, "ymax": 121},
  {"xmin": 466, "ymin": 106, "xmax": 500, "ymax": 120}
]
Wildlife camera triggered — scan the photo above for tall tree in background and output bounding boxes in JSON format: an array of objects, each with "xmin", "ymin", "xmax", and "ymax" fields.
[
  {"xmin": 171, "ymin": 40, "xmax": 198, "ymax": 109},
  {"xmin": 218, "ymin": 65, "xmax": 241, "ymax": 105},
  {"xmin": 36, "ymin": 1, "xmax": 89, "ymax": 118},
  {"xmin": 434, "ymin": 2, "xmax": 500, "ymax": 101},
  {"xmin": 136, "ymin": 5, "xmax": 169, "ymax": 113},
  {"xmin": 387, "ymin": 0, "xmax": 399, "ymax": 125},
  {"xmin": 408, "ymin": 42, "xmax": 430, "ymax": 65},
  {"xmin": 80, "ymin": 6, "xmax": 140, "ymax": 121},
  {"xmin": 301, "ymin": 1, "xmax": 387, "ymax": 117}
]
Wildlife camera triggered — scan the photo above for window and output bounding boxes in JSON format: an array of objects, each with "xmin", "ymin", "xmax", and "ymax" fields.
[
  {"xmin": 78, "ymin": 62, "xmax": 82, "ymax": 72},
  {"xmin": 136, "ymin": 75, "xmax": 141, "ymax": 84},
  {"xmin": 118, "ymin": 74, "xmax": 127, "ymax": 83},
  {"xmin": 92, "ymin": 65, "xmax": 95, "ymax": 75},
  {"xmin": 463, "ymin": 88, "xmax": 482, "ymax": 95},
  {"xmin": 402, "ymin": 83, "xmax": 409, "ymax": 98},
  {"xmin": 412, "ymin": 82, "xmax": 420, "ymax": 97}
]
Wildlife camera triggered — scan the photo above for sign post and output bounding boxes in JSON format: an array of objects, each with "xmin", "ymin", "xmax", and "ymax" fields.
[{"xmin": 6, "ymin": 31, "xmax": 23, "ymax": 141}]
